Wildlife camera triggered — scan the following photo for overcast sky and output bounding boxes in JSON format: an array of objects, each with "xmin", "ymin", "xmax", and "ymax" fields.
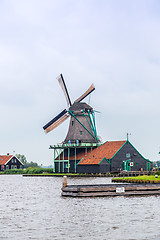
[{"xmin": 0, "ymin": 0, "xmax": 160, "ymax": 165}]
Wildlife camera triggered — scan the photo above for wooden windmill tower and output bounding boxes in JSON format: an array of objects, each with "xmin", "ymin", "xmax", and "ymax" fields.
[{"xmin": 43, "ymin": 74, "xmax": 101, "ymax": 173}]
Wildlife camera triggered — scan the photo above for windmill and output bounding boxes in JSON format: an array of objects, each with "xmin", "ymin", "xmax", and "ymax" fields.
[{"xmin": 43, "ymin": 74, "xmax": 99, "ymax": 144}]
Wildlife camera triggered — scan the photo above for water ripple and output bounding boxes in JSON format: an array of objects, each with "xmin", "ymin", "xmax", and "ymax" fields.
[{"xmin": 0, "ymin": 175, "xmax": 160, "ymax": 239}]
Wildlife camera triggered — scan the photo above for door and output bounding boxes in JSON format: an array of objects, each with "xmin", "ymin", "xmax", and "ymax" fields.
[
  {"xmin": 122, "ymin": 160, "xmax": 130, "ymax": 171},
  {"xmin": 147, "ymin": 162, "xmax": 150, "ymax": 171}
]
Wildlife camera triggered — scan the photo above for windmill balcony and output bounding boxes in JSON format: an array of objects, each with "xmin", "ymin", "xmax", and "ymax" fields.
[{"xmin": 50, "ymin": 142, "xmax": 101, "ymax": 149}]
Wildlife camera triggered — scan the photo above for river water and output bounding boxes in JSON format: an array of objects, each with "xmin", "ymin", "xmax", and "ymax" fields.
[{"xmin": 0, "ymin": 175, "xmax": 160, "ymax": 240}]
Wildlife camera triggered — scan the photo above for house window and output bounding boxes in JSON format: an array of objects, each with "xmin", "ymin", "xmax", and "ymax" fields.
[
  {"xmin": 11, "ymin": 165, "xmax": 14, "ymax": 169},
  {"xmin": 14, "ymin": 159, "xmax": 17, "ymax": 163},
  {"xmin": 12, "ymin": 159, "xmax": 14, "ymax": 163},
  {"xmin": 126, "ymin": 153, "xmax": 130, "ymax": 158},
  {"xmin": 80, "ymin": 131, "xmax": 83, "ymax": 136},
  {"xmin": 6, "ymin": 165, "xmax": 9, "ymax": 170},
  {"xmin": 14, "ymin": 165, "xmax": 17, "ymax": 169},
  {"xmin": 72, "ymin": 121, "xmax": 74, "ymax": 126}
]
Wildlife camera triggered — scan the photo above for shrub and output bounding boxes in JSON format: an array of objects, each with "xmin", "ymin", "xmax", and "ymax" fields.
[
  {"xmin": 3, "ymin": 169, "xmax": 24, "ymax": 174},
  {"xmin": 24, "ymin": 167, "xmax": 54, "ymax": 174},
  {"xmin": 155, "ymin": 171, "xmax": 160, "ymax": 176}
]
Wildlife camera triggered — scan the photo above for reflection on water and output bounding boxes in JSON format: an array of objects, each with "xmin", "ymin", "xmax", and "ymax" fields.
[{"xmin": 0, "ymin": 175, "xmax": 160, "ymax": 240}]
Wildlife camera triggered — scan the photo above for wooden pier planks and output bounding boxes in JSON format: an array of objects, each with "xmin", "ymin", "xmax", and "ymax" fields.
[{"xmin": 61, "ymin": 183, "xmax": 160, "ymax": 197}]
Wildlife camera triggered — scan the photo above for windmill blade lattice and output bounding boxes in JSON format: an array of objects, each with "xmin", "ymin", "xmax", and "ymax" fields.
[
  {"xmin": 74, "ymin": 84, "xmax": 95, "ymax": 103},
  {"xmin": 43, "ymin": 109, "xmax": 69, "ymax": 133},
  {"xmin": 57, "ymin": 74, "xmax": 72, "ymax": 107}
]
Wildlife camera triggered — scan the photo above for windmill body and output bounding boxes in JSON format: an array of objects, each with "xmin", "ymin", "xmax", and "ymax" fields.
[
  {"xmin": 43, "ymin": 74, "xmax": 101, "ymax": 173},
  {"xmin": 64, "ymin": 102, "xmax": 97, "ymax": 144}
]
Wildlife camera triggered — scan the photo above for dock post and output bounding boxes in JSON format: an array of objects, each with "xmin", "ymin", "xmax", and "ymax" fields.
[{"xmin": 63, "ymin": 176, "xmax": 67, "ymax": 187}]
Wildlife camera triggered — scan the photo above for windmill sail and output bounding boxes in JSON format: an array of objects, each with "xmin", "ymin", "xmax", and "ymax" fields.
[
  {"xmin": 57, "ymin": 74, "xmax": 72, "ymax": 107},
  {"xmin": 75, "ymin": 84, "xmax": 95, "ymax": 103},
  {"xmin": 43, "ymin": 74, "xmax": 96, "ymax": 135},
  {"xmin": 43, "ymin": 109, "xmax": 69, "ymax": 133}
]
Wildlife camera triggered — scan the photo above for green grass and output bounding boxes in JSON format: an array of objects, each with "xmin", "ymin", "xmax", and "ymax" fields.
[
  {"xmin": 112, "ymin": 175, "xmax": 160, "ymax": 183},
  {"xmin": 0, "ymin": 168, "xmax": 99, "ymax": 176},
  {"xmin": 23, "ymin": 173, "xmax": 82, "ymax": 176},
  {"xmin": 0, "ymin": 168, "xmax": 111, "ymax": 176},
  {"xmin": 1, "ymin": 167, "xmax": 54, "ymax": 175}
]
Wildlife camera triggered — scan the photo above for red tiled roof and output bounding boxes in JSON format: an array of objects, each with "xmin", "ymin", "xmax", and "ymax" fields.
[
  {"xmin": 0, "ymin": 155, "xmax": 13, "ymax": 165},
  {"xmin": 78, "ymin": 141, "xmax": 126, "ymax": 165}
]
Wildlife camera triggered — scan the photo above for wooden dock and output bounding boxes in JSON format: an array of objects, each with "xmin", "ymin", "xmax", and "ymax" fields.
[{"xmin": 61, "ymin": 177, "xmax": 160, "ymax": 197}]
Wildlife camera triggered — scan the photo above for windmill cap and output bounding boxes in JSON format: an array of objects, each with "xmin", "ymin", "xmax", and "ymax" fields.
[{"xmin": 69, "ymin": 102, "xmax": 93, "ymax": 112}]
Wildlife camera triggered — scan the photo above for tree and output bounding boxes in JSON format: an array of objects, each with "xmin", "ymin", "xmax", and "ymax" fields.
[
  {"xmin": 15, "ymin": 154, "xmax": 27, "ymax": 165},
  {"xmin": 15, "ymin": 154, "xmax": 39, "ymax": 168}
]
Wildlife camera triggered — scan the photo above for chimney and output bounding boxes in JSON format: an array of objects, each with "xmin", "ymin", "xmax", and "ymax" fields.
[{"xmin": 7, "ymin": 153, "xmax": 9, "ymax": 156}]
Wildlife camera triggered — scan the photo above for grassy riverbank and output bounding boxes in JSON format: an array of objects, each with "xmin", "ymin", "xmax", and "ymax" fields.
[
  {"xmin": 112, "ymin": 175, "xmax": 160, "ymax": 183},
  {"xmin": 0, "ymin": 167, "xmax": 54, "ymax": 175},
  {"xmin": 1, "ymin": 168, "xmax": 160, "ymax": 179},
  {"xmin": 0, "ymin": 168, "xmax": 112, "ymax": 177}
]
